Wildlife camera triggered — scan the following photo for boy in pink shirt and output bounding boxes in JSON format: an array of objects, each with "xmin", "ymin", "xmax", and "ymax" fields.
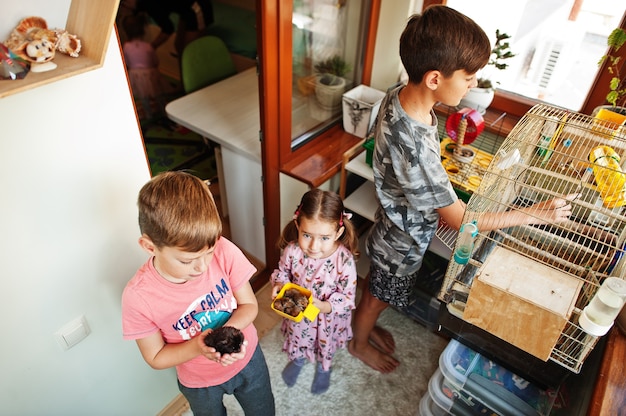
[{"xmin": 122, "ymin": 171, "xmax": 275, "ymax": 415}]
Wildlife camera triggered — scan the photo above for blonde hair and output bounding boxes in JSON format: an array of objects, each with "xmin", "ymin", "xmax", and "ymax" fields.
[
  {"xmin": 278, "ymin": 188, "xmax": 360, "ymax": 258},
  {"xmin": 138, "ymin": 171, "xmax": 222, "ymax": 251}
]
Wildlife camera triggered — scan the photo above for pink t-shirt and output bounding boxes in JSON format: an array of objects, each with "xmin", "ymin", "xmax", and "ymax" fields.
[{"xmin": 122, "ymin": 237, "xmax": 258, "ymax": 388}]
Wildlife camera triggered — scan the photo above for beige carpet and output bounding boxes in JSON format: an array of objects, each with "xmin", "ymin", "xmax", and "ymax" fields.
[{"xmin": 224, "ymin": 307, "xmax": 448, "ymax": 416}]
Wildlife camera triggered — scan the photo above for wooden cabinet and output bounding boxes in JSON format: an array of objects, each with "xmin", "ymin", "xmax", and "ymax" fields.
[{"xmin": 0, "ymin": 0, "xmax": 120, "ymax": 99}]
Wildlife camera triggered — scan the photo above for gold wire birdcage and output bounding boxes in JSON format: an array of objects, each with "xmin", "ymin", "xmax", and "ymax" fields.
[{"xmin": 437, "ymin": 104, "xmax": 626, "ymax": 374}]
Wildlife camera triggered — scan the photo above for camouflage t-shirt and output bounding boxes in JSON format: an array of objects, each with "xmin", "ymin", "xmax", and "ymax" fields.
[{"xmin": 366, "ymin": 85, "xmax": 457, "ymax": 276}]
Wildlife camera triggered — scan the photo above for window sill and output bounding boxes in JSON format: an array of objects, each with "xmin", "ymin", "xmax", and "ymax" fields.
[
  {"xmin": 282, "ymin": 101, "xmax": 522, "ymax": 189},
  {"xmin": 280, "ymin": 124, "xmax": 364, "ymax": 188}
]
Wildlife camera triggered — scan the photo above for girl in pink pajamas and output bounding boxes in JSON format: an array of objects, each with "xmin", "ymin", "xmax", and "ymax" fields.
[{"xmin": 270, "ymin": 189, "xmax": 359, "ymax": 394}]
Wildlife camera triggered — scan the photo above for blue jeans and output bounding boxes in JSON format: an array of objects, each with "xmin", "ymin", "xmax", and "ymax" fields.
[{"xmin": 178, "ymin": 344, "xmax": 275, "ymax": 416}]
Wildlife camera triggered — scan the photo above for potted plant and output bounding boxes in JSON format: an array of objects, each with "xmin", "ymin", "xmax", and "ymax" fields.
[
  {"xmin": 594, "ymin": 27, "xmax": 626, "ymax": 118},
  {"xmin": 460, "ymin": 30, "xmax": 516, "ymax": 114},
  {"xmin": 313, "ymin": 55, "xmax": 351, "ymax": 111}
]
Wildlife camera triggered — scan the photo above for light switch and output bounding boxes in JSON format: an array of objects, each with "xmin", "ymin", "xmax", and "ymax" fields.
[{"xmin": 54, "ymin": 315, "xmax": 91, "ymax": 350}]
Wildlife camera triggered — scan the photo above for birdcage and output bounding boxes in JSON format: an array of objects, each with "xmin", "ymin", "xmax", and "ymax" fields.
[{"xmin": 437, "ymin": 103, "xmax": 626, "ymax": 374}]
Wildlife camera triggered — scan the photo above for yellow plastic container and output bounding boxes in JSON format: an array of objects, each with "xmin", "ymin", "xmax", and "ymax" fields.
[
  {"xmin": 592, "ymin": 108, "xmax": 626, "ymax": 139},
  {"xmin": 589, "ymin": 145, "xmax": 626, "ymax": 209},
  {"xmin": 595, "ymin": 108, "xmax": 626, "ymax": 126},
  {"xmin": 271, "ymin": 283, "xmax": 320, "ymax": 322}
]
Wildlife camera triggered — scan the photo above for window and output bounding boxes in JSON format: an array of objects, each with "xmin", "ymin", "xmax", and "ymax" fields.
[
  {"xmin": 427, "ymin": 0, "xmax": 625, "ymax": 115},
  {"xmin": 291, "ymin": 0, "xmax": 371, "ymax": 148}
]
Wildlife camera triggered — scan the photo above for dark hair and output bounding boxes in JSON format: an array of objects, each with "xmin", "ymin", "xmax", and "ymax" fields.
[
  {"xmin": 123, "ymin": 13, "xmax": 148, "ymax": 41},
  {"xmin": 278, "ymin": 189, "xmax": 359, "ymax": 258},
  {"xmin": 137, "ymin": 171, "xmax": 222, "ymax": 251},
  {"xmin": 400, "ymin": 5, "xmax": 490, "ymax": 84}
]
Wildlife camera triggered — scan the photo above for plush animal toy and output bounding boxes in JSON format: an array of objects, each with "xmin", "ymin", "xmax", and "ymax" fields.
[{"xmin": 3, "ymin": 16, "xmax": 81, "ymax": 72}]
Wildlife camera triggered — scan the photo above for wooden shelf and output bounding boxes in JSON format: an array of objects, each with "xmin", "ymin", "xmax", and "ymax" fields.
[
  {"xmin": 344, "ymin": 180, "xmax": 377, "ymax": 222},
  {"xmin": 345, "ymin": 151, "xmax": 373, "ymax": 182},
  {"xmin": 0, "ymin": 0, "xmax": 120, "ymax": 99},
  {"xmin": 281, "ymin": 124, "xmax": 364, "ymax": 188}
]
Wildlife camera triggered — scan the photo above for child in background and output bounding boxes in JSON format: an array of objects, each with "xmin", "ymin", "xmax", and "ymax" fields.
[
  {"xmin": 122, "ymin": 13, "xmax": 170, "ymax": 122},
  {"xmin": 122, "ymin": 171, "xmax": 275, "ymax": 416},
  {"xmin": 270, "ymin": 189, "xmax": 359, "ymax": 394},
  {"xmin": 348, "ymin": 5, "xmax": 576, "ymax": 373},
  {"xmin": 136, "ymin": 0, "xmax": 214, "ymax": 60}
]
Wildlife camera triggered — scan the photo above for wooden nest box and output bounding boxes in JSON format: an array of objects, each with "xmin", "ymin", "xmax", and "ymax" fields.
[{"xmin": 463, "ymin": 246, "xmax": 583, "ymax": 360}]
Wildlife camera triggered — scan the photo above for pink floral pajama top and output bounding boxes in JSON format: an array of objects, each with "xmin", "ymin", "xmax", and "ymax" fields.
[{"xmin": 270, "ymin": 242, "xmax": 358, "ymax": 371}]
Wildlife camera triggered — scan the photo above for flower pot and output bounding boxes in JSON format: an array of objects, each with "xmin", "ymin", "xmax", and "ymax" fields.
[
  {"xmin": 315, "ymin": 74, "xmax": 346, "ymax": 111},
  {"xmin": 459, "ymin": 87, "xmax": 495, "ymax": 114}
]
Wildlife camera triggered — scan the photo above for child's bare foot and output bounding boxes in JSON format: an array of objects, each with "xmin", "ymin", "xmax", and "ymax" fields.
[
  {"xmin": 369, "ymin": 326, "xmax": 395, "ymax": 354},
  {"xmin": 348, "ymin": 340, "xmax": 399, "ymax": 373}
]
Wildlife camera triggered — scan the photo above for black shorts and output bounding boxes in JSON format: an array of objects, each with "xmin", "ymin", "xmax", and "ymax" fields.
[{"xmin": 368, "ymin": 263, "xmax": 419, "ymax": 309}]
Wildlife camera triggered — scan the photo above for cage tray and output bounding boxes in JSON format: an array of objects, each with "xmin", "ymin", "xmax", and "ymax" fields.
[{"xmin": 440, "ymin": 137, "xmax": 493, "ymax": 194}]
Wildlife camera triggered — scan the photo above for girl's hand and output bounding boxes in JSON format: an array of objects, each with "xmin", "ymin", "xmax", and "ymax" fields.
[
  {"xmin": 270, "ymin": 284, "xmax": 282, "ymax": 300},
  {"xmin": 312, "ymin": 297, "xmax": 332, "ymax": 314}
]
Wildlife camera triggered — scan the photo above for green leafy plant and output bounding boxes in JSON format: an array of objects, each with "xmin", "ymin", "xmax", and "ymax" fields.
[
  {"xmin": 477, "ymin": 30, "xmax": 516, "ymax": 90},
  {"xmin": 314, "ymin": 55, "xmax": 351, "ymax": 78},
  {"xmin": 598, "ymin": 27, "xmax": 626, "ymax": 108}
]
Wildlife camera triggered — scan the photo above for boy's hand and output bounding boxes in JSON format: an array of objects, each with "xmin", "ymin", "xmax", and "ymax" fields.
[
  {"xmin": 198, "ymin": 329, "xmax": 221, "ymax": 361},
  {"xmin": 217, "ymin": 340, "xmax": 248, "ymax": 366},
  {"xmin": 198, "ymin": 329, "xmax": 248, "ymax": 366},
  {"xmin": 526, "ymin": 193, "xmax": 578, "ymax": 224}
]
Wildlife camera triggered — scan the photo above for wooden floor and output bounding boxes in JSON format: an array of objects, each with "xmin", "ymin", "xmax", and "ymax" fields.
[{"xmin": 253, "ymin": 282, "xmax": 283, "ymax": 337}]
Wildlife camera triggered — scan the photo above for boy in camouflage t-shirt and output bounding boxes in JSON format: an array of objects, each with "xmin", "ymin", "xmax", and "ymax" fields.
[{"xmin": 349, "ymin": 5, "xmax": 575, "ymax": 373}]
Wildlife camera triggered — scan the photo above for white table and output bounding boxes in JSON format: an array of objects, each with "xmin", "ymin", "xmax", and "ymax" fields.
[{"xmin": 166, "ymin": 68, "xmax": 265, "ymax": 263}]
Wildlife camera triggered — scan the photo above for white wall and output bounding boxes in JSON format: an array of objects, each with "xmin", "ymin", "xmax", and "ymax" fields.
[
  {"xmin": 370, "ymin": 0, "xmax": 418, "ymax": 91},
  {"xmin": 0, "ymin": 30, "xmax": 180, "ymax": 416},
  {"xmin": 0, "ymin": 2, "xmax": 429, "ymax": 414}
]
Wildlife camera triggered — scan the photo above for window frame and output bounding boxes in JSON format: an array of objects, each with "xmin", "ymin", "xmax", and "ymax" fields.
[
  {"xmin": 277, "ymin": 1, "xmax": 379, "ymax": 166},
  {"xmin": 257, "ymin": 0, "xmax": 380, "ymax": 275}
]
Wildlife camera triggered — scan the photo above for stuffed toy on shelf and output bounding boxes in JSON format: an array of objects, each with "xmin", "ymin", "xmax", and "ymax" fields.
[{"xmin": 3, "ymin": 16, "xmax": 81, "ymax": 73}]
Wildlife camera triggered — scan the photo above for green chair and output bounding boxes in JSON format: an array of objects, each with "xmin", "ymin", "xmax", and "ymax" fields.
[{"xmin": 181, "ymin": 36, "xmax": 237, "ymax": 94}]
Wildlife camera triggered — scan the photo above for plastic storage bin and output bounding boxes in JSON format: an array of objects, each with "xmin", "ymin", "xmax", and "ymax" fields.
[
  {"xmin": 401, "ymin": 288, "xmax": 441, "ymax": 331},
  {"xmin": 400, "ymin": 251, "xmax": 447, "ymax": 331},
  {"xmin": 439, "ymin": 339, "xmax": 557, "ymax": 416},
  {"xmin": 425, "ymin": 368, "xmax": 482, "ymax": 416},
  {"xmin": 419, "ymin": 389, "xmax": 447, "ymax": 416}
]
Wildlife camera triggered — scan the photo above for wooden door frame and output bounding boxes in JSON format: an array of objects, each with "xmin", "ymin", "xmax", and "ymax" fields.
[{"xmin": 257, "ymin": 0, "xmax": 381, "ymax": 284}]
